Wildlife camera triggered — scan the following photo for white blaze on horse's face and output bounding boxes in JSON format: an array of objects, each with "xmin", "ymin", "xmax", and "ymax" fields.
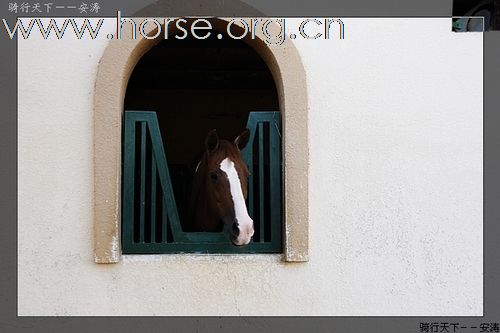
[{"xmin": 219, "ymin": 157, "xmax": 254, "ymax": 246}]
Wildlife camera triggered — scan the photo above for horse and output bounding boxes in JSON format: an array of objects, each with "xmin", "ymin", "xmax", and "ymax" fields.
[{"xmin": 187, "ymin": 128, "xmax": 255, "ymax": 246}]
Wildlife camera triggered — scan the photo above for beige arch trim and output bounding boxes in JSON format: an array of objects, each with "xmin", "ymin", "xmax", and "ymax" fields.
[{"xmin": 93, "ymin": 18, "xmax": 309, "ymax": 263}]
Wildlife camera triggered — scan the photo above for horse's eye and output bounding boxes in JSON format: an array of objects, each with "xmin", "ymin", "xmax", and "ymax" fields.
[{"xmin": 210, "ymin": 172, "xmax": 218, "ymax": 181}]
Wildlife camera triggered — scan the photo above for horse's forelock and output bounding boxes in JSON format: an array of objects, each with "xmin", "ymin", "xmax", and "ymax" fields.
[{"xmin": 203, "ymin": 140, "xmax": 247, "ymax": 174}]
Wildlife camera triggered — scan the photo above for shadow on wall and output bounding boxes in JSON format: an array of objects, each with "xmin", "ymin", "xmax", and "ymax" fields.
[{"xmin": 453, "ymin": 0, "xmax": 500, "ymax": 31}]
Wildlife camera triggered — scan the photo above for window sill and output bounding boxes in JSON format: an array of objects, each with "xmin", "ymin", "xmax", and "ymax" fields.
[{"xmin": 121, "ymin": 253, "xmax": 284, "ymax": 264}]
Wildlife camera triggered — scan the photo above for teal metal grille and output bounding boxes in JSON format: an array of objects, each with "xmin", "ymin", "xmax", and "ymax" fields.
[{"xmin": 121, "ymin": 111, "xmax": 282, "ymax": 254}]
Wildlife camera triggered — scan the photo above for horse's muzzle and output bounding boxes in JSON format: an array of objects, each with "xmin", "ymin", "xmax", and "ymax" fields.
[{"xmin": 230, "ymin": 218, "xmax": 254, "ymax": 246}]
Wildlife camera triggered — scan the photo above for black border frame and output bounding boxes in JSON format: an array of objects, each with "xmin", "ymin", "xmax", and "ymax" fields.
[{"xmin": 1, "ymin": 0, "xmax": 498, "ymax": 332}]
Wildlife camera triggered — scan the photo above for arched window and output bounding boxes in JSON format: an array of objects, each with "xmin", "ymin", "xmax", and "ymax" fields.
[
  {"xmin": 93, "ymin": 18, "xmax": 309, "ymax": 262},
  {"xmin": 121, "ymin": 30, "xmax": 281, "ymax": 253}
]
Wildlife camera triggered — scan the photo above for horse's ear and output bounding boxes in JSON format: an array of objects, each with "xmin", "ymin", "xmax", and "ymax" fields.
[
  {"xmin": 234, "ymin": 128, "xmax": 250, "ymax": 150},
  {"xmin": 205, "ymin": 129, "xmax": 219, "ymax": 153}
]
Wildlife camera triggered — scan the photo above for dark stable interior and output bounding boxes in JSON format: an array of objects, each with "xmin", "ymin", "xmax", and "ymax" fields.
[{"xmin": 124, "ymin": 32, "xmax": 279, "ymax": 230}]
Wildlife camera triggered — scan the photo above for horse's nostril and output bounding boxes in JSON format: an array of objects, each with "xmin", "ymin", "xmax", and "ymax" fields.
[{"xmin": 232, "ymin": 222, "xmax": 239, "ymax": 236}]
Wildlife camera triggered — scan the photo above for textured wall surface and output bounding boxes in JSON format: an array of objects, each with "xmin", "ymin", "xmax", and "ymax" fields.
[{"xmin": 18, "ymin": 18, "xmax": 483, "ymax": 316}]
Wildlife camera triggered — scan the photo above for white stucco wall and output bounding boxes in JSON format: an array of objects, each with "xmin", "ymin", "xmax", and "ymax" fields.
[{"xmin": 18, "ymin": 18, "xmax": 483, "ymax": 316}]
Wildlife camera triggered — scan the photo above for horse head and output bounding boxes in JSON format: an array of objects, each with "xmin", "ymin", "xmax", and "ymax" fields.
[{"xmin": 190, "ymin": 128, "xmax": 255, "ymax": 246}]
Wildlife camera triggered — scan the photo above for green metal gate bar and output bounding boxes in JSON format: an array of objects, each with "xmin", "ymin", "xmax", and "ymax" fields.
[{"xmin": 122, "ymin": 111, "xmax": 282, "ymax": 254}]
